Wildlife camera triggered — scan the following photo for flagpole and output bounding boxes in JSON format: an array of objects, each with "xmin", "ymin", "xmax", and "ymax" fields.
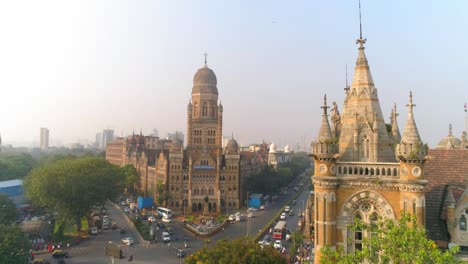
[{"xmin": 465, "ymin": 102, "xmax": 467, "ymax": 133}]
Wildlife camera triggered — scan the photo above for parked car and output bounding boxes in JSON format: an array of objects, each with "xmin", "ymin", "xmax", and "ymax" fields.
[
  {"xmin": 259, "ymin": 205, "xmax": 265, "ymax": 210},
  {"xmin": 280, "ymin": 212, "xmax": 286, "ymax": 220},
  {"xmin": 52, "ymin": 250, "xmax": 70, "ymax": 259},
  {"xmin": 248, "ymin": 207, "xmax": 258, "ymax": 212},
  {"xmin": 284, "ymin": 206, "xmax": 290, "ymax": 213},
  {"xmin": 123, "ymin": 207, "xmax": 130, "ymax": 213},
  {"xmin": 247, "ymin": 212, "xmax": 254, "ymax": 218},
  {"xmin": 274, "ymin": 240, "xmax": 282, "ymax": 250},
  {"xmin": 121, "ymin": 237, "xmax": 134, "ymax": 245},
  {"xmin": 228, "ymin": 214, "xmax": 235, "ymax": 221},
  {"xmin": 288, "ymin": 209, "xmax": 294, "ymax": 216},
  {"xmin": 148, "ymin": 216, "xmax": 157, "ymax": 223},
  {"xmin": 162, "ymin": 217, "xmax": 172, "ymax": 223},
  {"xmin": 261, "ymin": 234, "xmax": 271, "ymax": 246},
  {"xmin": 162, "ymin": 232, "xmax": 171, "ymax": 242}
]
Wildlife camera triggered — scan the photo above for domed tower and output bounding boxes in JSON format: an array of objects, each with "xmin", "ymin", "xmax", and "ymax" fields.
[
  {"xmin": 436, "ymin": 124, "xmax": 461, "ymax": 150},
  {"xmin": 268, "ymin": 142, "xmax": 278, "ymax": 168}
]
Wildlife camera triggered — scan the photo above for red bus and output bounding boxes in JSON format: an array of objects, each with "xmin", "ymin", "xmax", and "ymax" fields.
[{"xmin": 273, "ymin": 221, "xmax": 286, "ymax": 239}]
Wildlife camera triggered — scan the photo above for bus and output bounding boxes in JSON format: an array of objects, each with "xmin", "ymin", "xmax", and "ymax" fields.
[
  {"xmin": 273, "ymin": 220, "xmax": 286, "ymax": 240},
  {"xmin": 156, "ymin": 207, "xmax": 173, "ymax": 219}
]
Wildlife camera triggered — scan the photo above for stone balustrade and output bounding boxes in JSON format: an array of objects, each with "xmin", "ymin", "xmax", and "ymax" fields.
[{"xmin": 335, "ymin": 162, "xmax": 399, "ymax": 178}]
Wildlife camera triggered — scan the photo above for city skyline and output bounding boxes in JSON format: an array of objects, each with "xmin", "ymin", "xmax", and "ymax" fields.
[{"xmin": 0, "ymin": 1, "xmax": 467, "ymax": 148}]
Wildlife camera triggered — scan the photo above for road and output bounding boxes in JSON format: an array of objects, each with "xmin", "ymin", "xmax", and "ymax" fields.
[{"xmin": 40, "ymin": 174, "xmax": 311, "ymax": 263}]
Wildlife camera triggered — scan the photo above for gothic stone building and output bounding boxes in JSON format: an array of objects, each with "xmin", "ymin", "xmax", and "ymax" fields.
[
  {"xmin": 310, "ymin": 34, "xmax": 427, "ymax": 263},
  {"xmin": 106, "ymin": 62, "xmax": 266, "ymax": 214}
]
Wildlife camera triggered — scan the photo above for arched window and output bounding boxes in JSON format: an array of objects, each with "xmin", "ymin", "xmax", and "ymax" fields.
[
  {"xmin": 413, "ymin": 200, "xmax": 417, "ymax": 215},
  {"xmin": 338, "ymin": 167, "xmax": 342, "ymax": 174},
  {"xmin": 461, "ymin": 215, "xmax": 467, "ymax": 231}
]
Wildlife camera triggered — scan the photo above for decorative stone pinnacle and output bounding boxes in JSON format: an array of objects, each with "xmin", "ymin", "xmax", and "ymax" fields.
[
  {"xmin": 449, "ymin": 123, "xmax": 453, "ymax": 136},
  {"xmin": 203, "ymin": 52, "xmax": 208, "ymax": 66},
  {"xmin": 321, "ymin": 94, "xmax": 330, "ymax": 116},
  {"xmin": 407, "ymin": 91, "xmax": 416, "ymax": 112}
]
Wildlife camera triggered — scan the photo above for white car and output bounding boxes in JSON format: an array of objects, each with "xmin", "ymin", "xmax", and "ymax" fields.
[
  {"xmin": 228, "ymin": 214, "xmax": 235, "ymax": 221},
  {"xmin": 247, "ymin": 212, "xmax": 254, "ymax": 218},
  {"xmin": 148, "ymin": 216, "xmax": 156, "ymax": 222},
  {"xmin": 121, "ymin": 237, "xmax": 134, "ymax": 245},
  {"xmin": 259, "ymin": 205, "xmax": 265, "ymax": 210},
  {"xmin": 280, "ymin": 212, "xmax": 286, "ymax": 220},
  {"xmin": 121, "ymin": 201, "xmax": 126, "ymax": 206},
  {"xmin": 126, "ymin": 198, "xmax": 132, "ymax": 204},
  {"xmin": 284, "ymin": 206, "xmax": 290, "ymax": 213},
  {"xmin": 248, "ymin": 207, "xmax": 258, "ymax": 212},
  {"xmin": 274, "ymin": 240, "xmax": 282, "ymax": 250},
  {"xmin": 123, "ymin": 207, "xmax": 130, "ymax": 213},
  {"xmin": 162, "ymin": 217, "xmax": 172, "ymax": 223},
  {"xmin": 162, "ymin": 231, "xmax": 171, "ymax": 242}
]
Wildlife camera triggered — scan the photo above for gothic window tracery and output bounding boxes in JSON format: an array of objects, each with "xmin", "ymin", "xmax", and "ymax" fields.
[{"xmin": 461, "ymin": 214, "xmax": 467, "ymax": 231}]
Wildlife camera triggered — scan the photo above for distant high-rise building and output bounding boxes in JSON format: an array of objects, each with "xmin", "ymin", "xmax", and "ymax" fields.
[
  {"xmin": 167, "ymin": 131, "xmax": 184, "ymax": 141},
  {"xmin": 101, "ymin": 129, "xmax": 114, "ymax": 149},
  {"xmin": 95, "ymin": 132, "xmax": 103, "ymax": 149},
  {"xmin": 150, "ymin": 129, "xmax": 159, "ymax": 137},
  {"xmin": 40, "ymin": 128, "xmax": 49, "ymax": 151}
]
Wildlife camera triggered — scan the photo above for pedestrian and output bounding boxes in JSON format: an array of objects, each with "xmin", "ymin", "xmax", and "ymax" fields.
[
  {"xmin": 52, "ymin": 245, "xmax": 55, "ymax": 251},
  {"xmin": 67, "ymin": 243, "xmax": 70, "ymax": 248},
  {"xmin": 31, "ymin": 252, "xmax": 35, "ymax": 260}
]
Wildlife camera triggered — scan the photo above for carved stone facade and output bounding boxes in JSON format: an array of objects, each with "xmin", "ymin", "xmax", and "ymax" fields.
[
  {"xmin": 309, "ymin": 34, "xmax": 427, "ymax": 263},
  {"xmin": 106, "ymin": 62, "xmax": 266, "ymax": 215}
]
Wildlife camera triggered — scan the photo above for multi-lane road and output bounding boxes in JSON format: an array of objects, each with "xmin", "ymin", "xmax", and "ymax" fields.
[{"xmin": 40, "ymin": 174, "xmax": 311, "ymax": 263}]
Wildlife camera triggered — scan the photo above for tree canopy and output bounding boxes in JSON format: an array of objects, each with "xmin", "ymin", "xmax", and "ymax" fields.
[
  {"xmin": 0, "ymin": 194, "xmax": 18, "ymax": 225},
  {"xmin": 122, "ymin": 164, "xmax": 139, "ymax": 195},
  {"xmin": 0, "ymin": 153, "xmax": 37, "ymax": 181},
  {"xmin": 0, "ymin": 224, "xmax": 30, "ymax": 264},
  {"xmin": 185, "ymin": 237, "xmax": 287, "ymax": 264},
  {"xmin": 320, "ymin": 215, "xmax": 460, "ymax": 264},
  {"xmin": 23, "ymin": 157, "xmax": 125, "ymax": 230}
]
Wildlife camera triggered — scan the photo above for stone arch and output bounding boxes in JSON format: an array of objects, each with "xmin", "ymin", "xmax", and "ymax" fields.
[
  {"xmin": 343, "ymin": 167, "xmax": 347, "ymax": 174},
  {"xmin": 387, "ymin": 168, "xmax": 391, "ymax": 176},
  {"xmin": 393, "ymin": 168, "xmax": 398, "ymax": 176},
  {"xmin": 354, "ymin": 167, "xmax": 358, "ymax": 174},
  {"xmin": 340, "ymin": 190, "xmax": 396, "ymax": 222},
  {"xmin": 192, "ymin": 203, "xmax": 197, "ymax": 212},
  {"xmin": 197, "ymin": 203, "xmax": 202, "ymax": 211},
  {"xmin": 376, "ymin": 168, "xmax": 380, "ymax": 176}
]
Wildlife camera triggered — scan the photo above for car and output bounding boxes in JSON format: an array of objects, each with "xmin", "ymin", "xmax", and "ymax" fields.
[
  {"xmin": 120, "ymin": 228, "xmax": 126, "ymax": 234},
  {"xmin": 162, "ymin": 217, "xmax": 172, "ymax": 223},
  {"xmin": 52, "ymin": 250, "xmax": 70, "ymax": 259},
  {"xmin": 273, "ymin": 240, "xmax": 282, "ymax": 250},
  {"xmin": 259, "ymin": 205, "xmax": 265, "ymax": 210},
  {"xmin": 103, "ymin": 218, "xmax": 109, "ymax": 224},
  {"xmin": 162, "ymin": 232, "xmax": 171, "ymax": 242},
  {"xmin": 285, "ymin": 206, "xmax": 290, "ymax": 212},
  {"xmin": 126, "ymin": 198, "xmax": 132, "ymax": 204},
  {"xmin": 228, "ymin": 214, "xmax": 235, "ymax": 221},
  {"xmin": 121, "ymin": 201, "xmax": 126, "ymax": 206},
  {"xmin": 247, "ymin": 212, "xmax": 254, "ymax": 218},
  {"xmin": 248, "ymin": 207, "xmax": 258, "ymax": 212},
  {"xmin": 91, "ymin": 227, "xmax": 98, "ymax": 235},
  {"xmin": 292, "ymin": 200, "xmax": 296, "ymax": 205},
  {"xmin": 280, "ymin": 212, "xmax": 286, "ymax": 220},
  {"xmin": 165, "ymin": 227, "xmax": 175, "ymax": 235},
  {"xmin": 148, "ymin": 216, "xmax": 157, "ymax": 222},
  {"xmin": 288, "ymin": 209, "xmax": 294, "ymax": 216},
  {"xmin": 121, "ymin": 237, "xmax": 134, "ymax": 245},
  {"xmin": 261, "ymin": 235, "xmax": 271, "ymax": 245},
  {"xmin": 123, "ymin": 207, "xmax": 130, "ymax": 213},
  {"xmin": 156, "ymin": 222, "xmax": 165, "ymax": 229}
]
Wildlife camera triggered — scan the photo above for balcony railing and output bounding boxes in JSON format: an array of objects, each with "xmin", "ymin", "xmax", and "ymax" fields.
[{"xmin": 335, "ymin": 162, "xmax": 399, "ymax": 178}]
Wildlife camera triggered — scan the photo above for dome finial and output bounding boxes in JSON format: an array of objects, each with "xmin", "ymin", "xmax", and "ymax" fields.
[
  {"xmin": 407, "ymin": 91, "xmax": 416, "ymax": 112},
  {"xmin": 449, "ymin": 123, "xmax": 453, "ymax": 136},
  {"xmin": 203, "ymin": 52, "xmax": 208, "ymax": 66}
]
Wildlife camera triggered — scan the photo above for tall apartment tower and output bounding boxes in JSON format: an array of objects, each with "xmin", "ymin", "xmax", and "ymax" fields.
[
  {"xmin": 40, "ymin": 128, "xmax": 49, "ymax": 151},
  {"xmin": 101, "ymin": 129, "xmax": 114, "ymax": 149}
]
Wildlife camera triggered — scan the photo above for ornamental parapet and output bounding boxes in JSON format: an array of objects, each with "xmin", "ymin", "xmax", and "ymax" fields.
[{"xmin": 335, "ymin": 162, "xmax": 400, "ymax": 178}]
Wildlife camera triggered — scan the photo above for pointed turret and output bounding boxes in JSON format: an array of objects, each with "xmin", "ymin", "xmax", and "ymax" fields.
[
  {"xmin": 336, "ymin": 24, "xmax": 395, "ymax": 162},
  {"xmin": 311, "ymin": 95, "xmax": 338, "ymax": 161},
  {"xmin": 391, "ymin": 103, "xmax": 402, "ymax": 143},
  {"xmin": 396, "ymin": 91, "xmax": 426, "ymax": 161},
  {"xmin": 317, "ymin": 95, "xmax": 333, "ymax": 141}
]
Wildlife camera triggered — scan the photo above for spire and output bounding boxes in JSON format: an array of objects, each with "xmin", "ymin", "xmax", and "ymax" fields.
[
  {"xmin": 391, "ymin": 103, "xmax": 402, "ymax": 142},
  {"xmin": 203, "ymin": 52, "xmax": 208, "ymax": 67},
  {"xmin": 317, "ymin": 94, "xmax": 333, "ymax": 141},
  {"xmin": 448, "ymin": 123, "xmax": 453, "ymax": 136},
  {"xmin": 344, "ymin": 64, "xmax": 350, "ymax": 94},
  {"xmin": 401, "ymin": 91, "xmax": 422, "ymax": 144}
]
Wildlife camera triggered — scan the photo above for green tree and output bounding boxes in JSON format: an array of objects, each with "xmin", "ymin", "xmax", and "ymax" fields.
[
  {"xmin": 0, "ymin": 153, "xmax": 37, "ymax": 181},
  {"xmin": 0, "ymin": 224, "xmax": 30, "ymax": 264},
  {"xmin": 156, "ymin": 180, "xmax": 169, "ymax": 206},
  {"xmin": 320, "ymin": 215, "xmax": 460, "ymax": 264},
  {"xmin": 0, "ymin": 194, "xmax": 18, "ymax": 225},
  {"xmin": 122, "ymin": 164, "xmax": 139, "ymax": 195},
  {"xmin": 23, "ymin": 157, "xmax": 124, "ymax": 231},
  {"xmin": 185, "ymin": 237, "xmax": 287, "ymax": 264}
]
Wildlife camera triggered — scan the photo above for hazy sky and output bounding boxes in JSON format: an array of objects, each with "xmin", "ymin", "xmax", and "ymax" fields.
[{"xmin": 0, "ymin": 1, "xmax": 467, "ymax": 148}]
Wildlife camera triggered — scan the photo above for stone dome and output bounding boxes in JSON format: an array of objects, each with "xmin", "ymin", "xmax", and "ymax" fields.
[
  {"xmin": 193, "ymin": 66, "xmax": 217, "ymax": 87},
  {"xmin": 437, "ymin": 125, "xmax": 461, "ymax": 149},
  {"xmin": 225, "ymin": 139, "xmax": 239, "ymax": 154},
  {"xmin": 269, "ymin": 143, "xmax": 277, "ymax": 153},
  {"xmin": 284, "ymin": 144, "xmax": 291, "ymax": 153}
]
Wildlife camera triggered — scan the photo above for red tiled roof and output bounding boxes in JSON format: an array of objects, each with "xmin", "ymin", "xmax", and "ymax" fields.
[{"xmin": 425, "ymin": 149, "xmax": 468, "ymax": 241}]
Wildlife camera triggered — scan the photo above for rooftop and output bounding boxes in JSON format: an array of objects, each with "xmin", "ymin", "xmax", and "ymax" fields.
[{"xmin": 0, "ymin": 179, "xmax": 22, "ymax": 188}]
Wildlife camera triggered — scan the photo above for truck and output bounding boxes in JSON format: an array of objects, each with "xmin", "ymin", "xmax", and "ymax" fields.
[{"xmin": 138, "ymin": 197, "xmax": 154, "ymax": 209}]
